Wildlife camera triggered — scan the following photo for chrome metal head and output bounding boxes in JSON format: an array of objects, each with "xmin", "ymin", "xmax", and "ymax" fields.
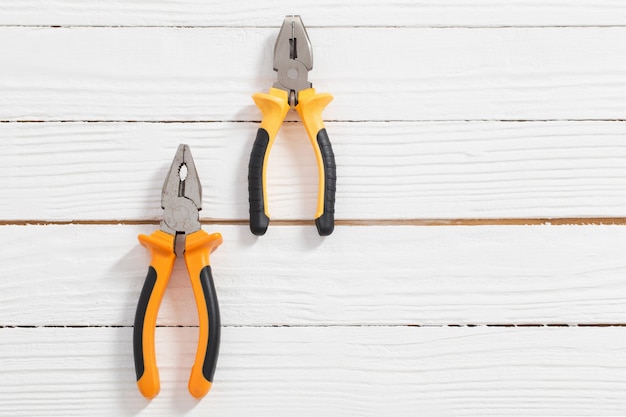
[
  {"xmin": 272, "ymin": 15, "xmax": 313, "ymax": 105},
  {"xmin": 160, "ymin": 144, "xmax": 202, "ymax": 242}
]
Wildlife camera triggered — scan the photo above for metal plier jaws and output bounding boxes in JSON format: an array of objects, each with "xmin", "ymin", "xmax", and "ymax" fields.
[
  {"xmin": 160, "ymin": 143, "xmax": 202, "ymax": 251},
  {"xmin": 272, "ymin": 15, "xmax": 313, "ymax": 106},
  {"xmin": 133, "ymin": 144, "xmax": 222, "ymax": 400},
  {"xmin": 248, "ymin": 15, "xmax": 337, "ymax": 236}
]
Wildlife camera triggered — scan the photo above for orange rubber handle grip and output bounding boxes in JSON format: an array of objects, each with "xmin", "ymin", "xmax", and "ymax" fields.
[
  {"xmin": 133, "ymin": 230, "xmax": 176, "ymax": 399},
  {"xmin": 184, "ymin": 229, "xmax": 223, "ymax": 398}
]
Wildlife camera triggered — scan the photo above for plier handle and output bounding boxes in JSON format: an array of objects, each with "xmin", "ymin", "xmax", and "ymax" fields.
[
  {"xmin": 248, "ymin": 15, "xmax": 337, "ymax": 236},
  {"xmin": 133, "ymin": 144, "xmax": 222, "ymax": 399}
]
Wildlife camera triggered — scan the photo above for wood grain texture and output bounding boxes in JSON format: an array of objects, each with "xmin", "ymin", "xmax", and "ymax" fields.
[
  {"xmin": 2, "ymin": 3, "xmax": 625, "ymax": 415},
  {"xmin": 2, "ymin": 27, "xmax": 626, "ymax": 121},
  {"xmin": 2, "ymin": 326, "xmax": 625, "ymax": 416},
  {"xmin": 1, "ymin": 0, "xmax": 626, "ymax": 27},
  {"xmin": 3, "ymin": 224, "xmax": 626, "ymax": 326},
  {"xmin": 3, "ymin": 121, "xmax": 626, "ymax": 221}
]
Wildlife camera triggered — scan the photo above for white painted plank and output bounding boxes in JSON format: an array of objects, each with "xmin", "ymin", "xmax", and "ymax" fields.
[
  {"xmin": 3, "ymin": 121, "xmax": 626, "ymax": 221},
  {"xmin": 1, "ymin": 0, "xmax": 626, "ymax": 27},
  {"xmin": 2, "ymin": 224, "xmax": 626, "ymax": 326},
  {"xmin": 2, "ymin": 27, "xmax": 626, "ymax": 121},
  {"xmin": 1, "ymin": 326, "xmax": 625, "ymax": 416}
]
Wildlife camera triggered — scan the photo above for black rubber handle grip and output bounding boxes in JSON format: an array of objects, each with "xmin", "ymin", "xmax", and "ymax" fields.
[
  {"xmin": 315, "ymin": 128, "xmax": 336, "ymax": 236},
  {"xmin": 133, "ymin": 266, "xmax": 157, "ymax": 382},
  {"xmin": 198, "ymin": 265, "xmax": 221, "ymax": 384},
  {"xmin": 248, "ymin": 128, "xmax": 271, "ymax": 235}
]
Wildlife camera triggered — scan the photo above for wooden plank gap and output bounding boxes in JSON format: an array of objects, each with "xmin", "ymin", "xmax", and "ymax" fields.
[
  {"xmin": 3, "ymin": 24, "xmax": 626, "ymax": 29},
  {"xmin": 3, "ymin": 218, "xmax": 626, "ymax": 226},
  {"xmin": 0, "ymin": 119, "xmax": 262, "ymax": 124},
  {"xmin": 4, "ymin": 323, "xmax": 626, "ymax": 329},
  {"xmin": 340, "ymin": 218, "xmax": 626, "ymax": 226},
  {"xmin": 3, "ymin": 118, "xmax": 626, "ymax": 123}
]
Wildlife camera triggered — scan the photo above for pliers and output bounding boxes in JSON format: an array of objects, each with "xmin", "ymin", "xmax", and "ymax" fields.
[
  {"xmin": 248, "ymin": 15, "xmax": 337, "ymax": 236},
  {"xmin": 133, "ymin": 144, "xmax": 223, "ymax": 399}
]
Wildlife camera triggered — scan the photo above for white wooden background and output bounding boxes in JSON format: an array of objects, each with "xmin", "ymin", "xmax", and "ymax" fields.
[{"xmin": 2, "ymin": 1, "xmax": 626, "ymax": 415}]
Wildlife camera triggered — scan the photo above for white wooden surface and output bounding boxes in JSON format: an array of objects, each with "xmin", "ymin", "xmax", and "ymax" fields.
[
  {"xmin": 3, "ymin": 327, "xmax": 626, "ymax": 416},
  {"xmin": 2, "ymin": 2, "xmax": 626, "ymax": 416},
  {"xmin": 2, "ymin": 27, "xmax": 626, "ymax": 121},
  {"xmin": 5, "ymin": 121, "xmax": 626, "ymax": 220},
  {"xmin": 3, "ymin": 224, "xmax": 626, "ymax": 326}
]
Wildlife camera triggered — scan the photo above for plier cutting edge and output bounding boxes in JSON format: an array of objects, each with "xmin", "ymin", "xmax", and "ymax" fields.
[
  {"xmin": 133, "ymin": 144, "xmax": 223, "ymax": 399},
  {"xmin": 248, "ymin": 15, "xmax": 337, "ymax": 236}
]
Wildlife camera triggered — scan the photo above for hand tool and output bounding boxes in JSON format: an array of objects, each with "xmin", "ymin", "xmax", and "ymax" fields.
[
  {"xmin": 133, "ymin": 144, "xmax": 222, "ymax": 399},
  {"xmin": 248, "ymin": 15, "xmax": 337, "ymax": 236}
]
